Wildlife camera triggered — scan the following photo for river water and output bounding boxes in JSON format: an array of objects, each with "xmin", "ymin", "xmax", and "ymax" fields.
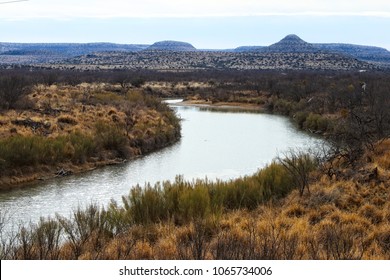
[{"xmin": 0, "ymin": 102, "xmax": 322, "ymax": 230}]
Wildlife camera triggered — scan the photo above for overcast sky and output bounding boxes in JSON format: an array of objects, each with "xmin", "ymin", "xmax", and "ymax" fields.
[{"xmin": 1, "ymin": 0, "xmax": 389, "ymax": 49}]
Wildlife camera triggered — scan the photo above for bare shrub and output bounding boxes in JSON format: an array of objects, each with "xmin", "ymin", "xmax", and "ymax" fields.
[
  {"xmin": 278, "ymin": 150, "xmax": 318, "ymax": 196},
  {"xmin": 176, "ymin": 220, "xmax": 212, "ymax": 260},
  {"xmin": 0, "ymin": 75, "xmax": 30, "ymax": 110}
]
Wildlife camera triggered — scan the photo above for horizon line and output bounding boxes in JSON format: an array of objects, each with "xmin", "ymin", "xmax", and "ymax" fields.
[
  {"xmin": 2, "ymin": 11, "xmax": 390, "ymax": 21},
  {"xmin": 1, "ymin": 37, "xmax": 390, "ymax": 52}
]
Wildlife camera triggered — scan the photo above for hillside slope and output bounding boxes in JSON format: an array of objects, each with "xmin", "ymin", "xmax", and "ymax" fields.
[
  {"xmin": 1, "ymin": 35, "xmax": 388, "ymax": 70},
  {"xmin": 51, "ymin": 50, "xmax": 375, "ymax": 71},
  {"xmin": 146, "ymin": 41, "xmax": 197, "ymax": 52},
  {"xmin": 0, "ymin": 83, "xmax": 180, "ymax": 188}
]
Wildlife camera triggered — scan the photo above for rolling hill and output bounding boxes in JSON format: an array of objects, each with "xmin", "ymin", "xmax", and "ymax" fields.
[{"xmin": 1, "ymin": 35, "xmax": 388, "ymax": 70}]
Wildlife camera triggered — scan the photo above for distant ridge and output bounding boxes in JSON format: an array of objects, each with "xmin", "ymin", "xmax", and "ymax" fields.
[
  {"xmin": 146, "ymin": 41, "xmax": 196, "ymax": 51},
  {"xmin": 0, "ymin": 42, "xmax": 149, "ymax": 63},
  {"xmin": 234, "ymin": 35, "xmax": 390, "ymax": 64},
  {"xmin": 314, "ymin": 43, "xmax": 390, "ymax": 64},
  {"xmin": 1, "ymin": 35, "xmax": 389, "ymax": 69},
  {"xmin": 234, "ymin": 46, "xmax": 264, "ymax": 52}
]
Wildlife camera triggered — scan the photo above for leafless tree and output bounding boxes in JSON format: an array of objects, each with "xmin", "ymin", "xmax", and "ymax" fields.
[
  {"xmin": 278, "ymin": 150, "xmax": 318, "ymax": 196},
  {"xmin": 0, "ymin": 75, "xmax": 29, "ymax": 110}
]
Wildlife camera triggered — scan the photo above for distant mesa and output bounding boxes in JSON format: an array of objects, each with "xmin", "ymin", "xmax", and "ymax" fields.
[
  {"xmin": 262, "ymin": 34, "xmax": 319, "ymax": 53},
  {"xmin": 146, "ymin": 40, "xmax": 197, "ymax": 51},
  {"xmin": 235, "ymin": 34, "xmax": 318, "ymax": 53},
  {"xmin": 233, "ymin": 34, "xmax": 390, "ymax": 64}
]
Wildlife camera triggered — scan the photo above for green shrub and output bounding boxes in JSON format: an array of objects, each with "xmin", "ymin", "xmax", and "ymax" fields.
[
  {"xmin": 273, "ymin": 99, "xmax": 301, "ymax": 116},
  {"xmin": 0, "ymin": 133, "xmax": 96, "ymax": 169},
  {"xmin": 273, "ymin": 99, "xmax": 294, "ymax": 115},
  {"xmin": 178, "ymin": 184, "xmax": 211, "ymax": 221},
  {"xmin": 94, "ymin": 121, "xmax": 129, "ymax": 158},
  {"xmin": 120, "ymin": 162, "xmax": 297, "ymax": 225},
  {"xmin": 163, "ymin": 176, "xmax": 189, "ymax": 219},
  {"xmin": 128, "ymin": 185, "xmax": 168, "ymax": 224},
  {"xmin": 303, "ymin": 113, "xmax": 329, "ymax": 132},
  {"xmin": 256, "ymin": 162, "xmax": 294, "ymax": 199},
  {"xmin": 294, "ymin": 111, "xmax": 309, "ymax": 129},
  {"xmin": 68, "ymin": 132, "xmax": 96, "ymax": 163},
  {"xmin": 0, "ymin": 136, "xmax": 44, "ymax": 167}
]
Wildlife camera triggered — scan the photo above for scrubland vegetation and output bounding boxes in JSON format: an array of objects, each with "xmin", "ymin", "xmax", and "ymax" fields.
[
  {"xmin": 0, "ymin": 71, "xmax": 180, "ymax": 188},
  {"xmin": 1, "ymin": 68, "xmax": 390, "ymax": 259},
  {"xmin": 1, "ymin": 139, "xmax": 389, "ymax": 260}
]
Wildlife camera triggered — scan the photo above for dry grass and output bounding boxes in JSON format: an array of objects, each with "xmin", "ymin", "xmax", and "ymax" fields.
[
  {"xmin": 373, "ymin": 139, "xmax": 390, "ymax": 170},
  {"xmin": 3, "ymin": 154, "xmax": 390, "ymax": 259},
  {"xmin": 2, "ymin": 85, "xmax": 390, "ymax": 259},
  {"xmin": 0, "ymin": 83, "xmax": 180, "ymax": 188},
  {"xmin": 64, "ymin": 140, "xmax": 390, "ymax": 260},
  {"xmin": 0, "ymin": 84, "xmax": 176, "ymax": 139}
]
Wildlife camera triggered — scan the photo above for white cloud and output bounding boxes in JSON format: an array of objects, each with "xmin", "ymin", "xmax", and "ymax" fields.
[{"xmin": 1, "ymin": 0, "xmax": 390, "ymax": 19}]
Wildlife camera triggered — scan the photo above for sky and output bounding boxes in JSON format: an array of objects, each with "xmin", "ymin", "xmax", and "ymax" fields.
[{"xmin": 1, "ymin": 0, "xmax": 390, "ymax": 50}]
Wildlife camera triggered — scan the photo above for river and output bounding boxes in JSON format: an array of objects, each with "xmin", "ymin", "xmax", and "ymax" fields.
[{"xmin": 0, "ymin": 102, "xmax": 323, "ymax": 231}]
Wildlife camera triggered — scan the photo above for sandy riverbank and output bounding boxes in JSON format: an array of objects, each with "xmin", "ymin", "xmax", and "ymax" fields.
[{"xmin": 175, "ymin": 99, "xmax": 265, "ymax": 111}]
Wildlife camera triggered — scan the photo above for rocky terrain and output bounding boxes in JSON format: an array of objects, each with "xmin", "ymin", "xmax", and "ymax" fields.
[
  {"xmin": 0, "ymin": 42, "xmax": 149, "ymax": 64},
  {"xmin": 235, "ymin": 35, "xmax": 390, "ymax": 65},
  {"xmin": 47, "ymin": 50, "xmax": 374, "ymax": 71},
  {"xmin": 314, "ymin": 43, "xmax": 390, "ymax": 65},
  {"xmin": 1, "ymin": 35, "xmax": 389, "ymax": 71}
]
